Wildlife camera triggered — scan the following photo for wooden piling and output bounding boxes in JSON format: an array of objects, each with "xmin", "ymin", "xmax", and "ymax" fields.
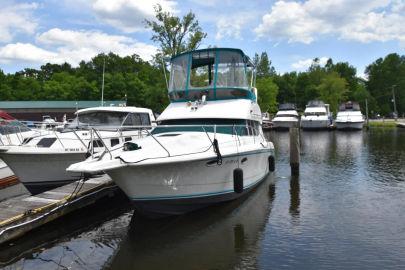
[{"xmin": 289, "ymin": 125, "xmax": 300, "ymax": 175}]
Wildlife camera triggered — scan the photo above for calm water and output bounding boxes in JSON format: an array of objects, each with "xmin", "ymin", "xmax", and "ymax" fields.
[{"xmin": 1, "ymin": 129, "xmax": 405, "ymax": 269}]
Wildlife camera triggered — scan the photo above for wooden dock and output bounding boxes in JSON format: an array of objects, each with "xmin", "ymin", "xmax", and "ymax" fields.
[{"xmin": 0, "ymin": 175, "xmax": 118, "ymax": 245}]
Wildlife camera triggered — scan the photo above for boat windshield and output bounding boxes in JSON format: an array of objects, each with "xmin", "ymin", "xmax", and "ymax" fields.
[
  {"xmin": 304, "ymin": 112, "xmax": 326, "ymax": 116},
  {"xmin": 68, "ymin": 111, "xmax": 150, "ymax": 129},
  {"xmin": 275, "ymin": 114, "xmax": 298, "ymax": 118},
  {"xmin": 152, "ymin": 118, "xmax": 260, "ymax": 136},
  {"xmin": 0, "ymin": 120, "xmax": 31, "ymax": 135},
  {"xmin": 169, "ymin": 49, "xmax": 253, "ymax": 102}
]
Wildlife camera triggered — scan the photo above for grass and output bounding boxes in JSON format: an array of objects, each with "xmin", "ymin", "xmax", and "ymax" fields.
[{"xmin": 368, "ymin": 120, "xmax": 399, "ymax": 128}]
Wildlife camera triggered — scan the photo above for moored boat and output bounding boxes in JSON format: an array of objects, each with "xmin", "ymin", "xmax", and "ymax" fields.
[
  {"xmin": 0, "ymin": 106, "xmax": 155, "ymax": 194},
  {"xmin": 300, "ymin": 100, "xmax": 332, "ymax": 130},
  {"xmin": 335, "ymin": 101, "xmax": 365, "ymax": 130},
  {"xmin": 67, "ymin": 48, "xmax": 275, "ymax": 217},
  {"xmin": 272, "ymin": 103, "xmax": 299, "ymax": 130}
]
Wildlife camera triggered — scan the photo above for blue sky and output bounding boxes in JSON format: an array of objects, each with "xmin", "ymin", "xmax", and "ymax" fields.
[{"xmin": 0, "ymin": 0, "xmax": 404, "ymax": 77}]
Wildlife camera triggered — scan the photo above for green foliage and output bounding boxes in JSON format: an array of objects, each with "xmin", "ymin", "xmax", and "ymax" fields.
[
  {"xmin": 316, "ymin": 72, "xmax": 348, "ymax": 114},
  {"xmin": 256, "ymin": 77, "xmax": 279, "ymax": 112},
  {"xmin": 256, "ymin": 52, "xmax": 276, "ymax": 78},
  {"xmin": 145, "ymin": 4, "xmax": 207, "ymax": 58},
  {"xmin": 0, "ymin": 53, "xmax": 169, "ymax": 113},
  {"xmin": 365, "ymin": 53, "xmax": 405, "ymax": 116}
]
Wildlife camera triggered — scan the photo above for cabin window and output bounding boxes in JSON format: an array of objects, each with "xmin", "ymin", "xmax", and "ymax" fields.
[
  {"xmin": 123, "ymin": 113, "xmax": 151, "ymax": 127},
  {"xmin": 125, "ymin": 137, "xmax": 132, "ymax": 142},
  {"xmin": 169, "ymin": 54, "xmax": 188, "ymax": 99},
  {"xmin": 77, "ymin": 111, "xmax": 128, "ymax": 127},
  {"xmin": 37, "ymin": 138, "xmax": 57, "ymax": 147},
  {"xmin": 189, "ymin": 51, "xmax": 215, "ymax": 88},
  {"xmin": 110, "ymin": 138, "xmax": 119, "ymax": 147},
  {"xmin": 92, "ymin": 139, "xmax": 103, "ymax": 148}
]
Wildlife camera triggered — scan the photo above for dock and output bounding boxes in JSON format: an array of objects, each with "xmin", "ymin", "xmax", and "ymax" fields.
[{"xmin": 0, "ymin": 175, "xmax": 118, "ymax": 245}]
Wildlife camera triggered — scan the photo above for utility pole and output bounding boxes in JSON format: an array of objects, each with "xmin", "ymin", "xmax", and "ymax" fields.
[
  {"xmin": 392, "ymin": 85, "xmax": 397, "ymax": 120},
  {"xmin": 365, "ymin": 98, "xmax": 369, "ymax": 129},
  {"xmin": 101, "ymin": 57, "xmax": 105, "ymax": 107}
]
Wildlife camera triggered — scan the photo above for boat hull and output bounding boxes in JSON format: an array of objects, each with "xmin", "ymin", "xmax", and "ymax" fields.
[
  {"xmin": 0, "ymin": 152, "xmax": 85, "ymax": 194},
  {"xmin": 107, "ymin": 150, "xmax": 272, "ymax": 217},
  {"xmin": 336, "ymin": 121, "xmax": 364, "ymax": 130},
  {"xmin": 272, "ymin": 120, "xmax": 298, "ymax": 130},
  {"xmin": 301, "ymin": 119, "xmax": 330, "ymax": 130}
]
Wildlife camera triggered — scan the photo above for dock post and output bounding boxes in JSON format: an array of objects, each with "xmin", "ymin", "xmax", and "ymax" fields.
[{"xmin": 289, "ymin": 125, "xmax": 300, "ymax": 176}]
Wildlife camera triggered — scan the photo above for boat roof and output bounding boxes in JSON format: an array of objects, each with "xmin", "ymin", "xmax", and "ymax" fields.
[
  {"xmin": 76, "ymin": 106, "xmax": 153, "ymax": 115},
  {"xmin": 0, "ymin": 110, "xmax": 15, "ymax": 121},
  {"xmin": 307, "ymin": 100, "xmax": 325, "ymax": 107},
  {"xmin": 278, "ymin": 103, "xmax": 297, "ymax": 110},
  {"xmin": 171, "ymin": 48, "xmax": 254, "ymax": 67},
  {"xmin": 339, "ymin": 101, "xmax": 360, "ymax": 111}
]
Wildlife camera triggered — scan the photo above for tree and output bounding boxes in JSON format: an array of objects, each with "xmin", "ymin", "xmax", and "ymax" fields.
[
  {"xmin": 365, "ymin": 53, "xmax": 405, "ymax": 116},
  {"xmin": 256, "ymin": 52, "xmax": 276, "ymax": 78},
  {"xmin": 145, "ymin": 4, "xmax": 207, "ymax": 58},
  {"xmin": 317, "ymin": 72, "xmax": 348, "ymax": 114},
  {"xmin": 256, "ymin": 77, "xmax": 279, "ymax": 113}
]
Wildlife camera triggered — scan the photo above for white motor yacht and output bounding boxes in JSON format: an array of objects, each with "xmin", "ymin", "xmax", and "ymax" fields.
[
  {"xmin": 0, "ymin": 106, "xmax": 155, "ymax": 194},
  {"xmin": 301, "ymin": 100, "xmax": 332, "ymax": 130},
  {"xmin": 262, "ymin": 112, "xmax": 273, "ymax": 130},
  {"xmin": 272, "ymin": 103, "xmax": 299, "ymax": 129},
  {"xmin": 68, "ymin": 48, "xmax": 275, "ymax": 217},
  {"xmin": 335, "ymin": 101, "xmax": 365, "ymax": 130}
]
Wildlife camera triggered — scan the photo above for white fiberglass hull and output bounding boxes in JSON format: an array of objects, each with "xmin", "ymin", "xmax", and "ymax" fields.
[
  {"xmin": 272, "ymin": 120, "xmax": 298, "ymax": 129},
  {"xmin": 0, "ymin": 150, "xmax": 84, "ymax": 194},
  {"xmin": 335, "ymin": 121, "xmax": 364, "ymax": 130},
  {"xmin": 108, "ymin": 149, "xmax": 271, "ymax": 217},
  {"xmin": 301, "ymin": 118, "xmax": 330, "ymax": 129}
]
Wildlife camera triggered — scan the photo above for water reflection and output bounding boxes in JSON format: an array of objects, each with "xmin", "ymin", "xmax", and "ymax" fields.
[
  {"xmin": 106, "ymin": 176, "xmax": 276, "ymax": 270},
  {"xmin": 289, "ymin": 175, "xmax": 300, "ymax": 219}
]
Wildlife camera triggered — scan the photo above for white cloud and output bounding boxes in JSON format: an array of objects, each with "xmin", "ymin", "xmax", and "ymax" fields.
[
  {"xmin": 0, "ymin": 28, "xmax": 158, "ymax": 65},
  {"xmin": 215, "ymin": 13, "xmax": 254, "ymax": 40},
  {"xmin": 291, "ymin": 57, "xmax": 329, "ymax": 70},
  {"xmin": 0, "ymin": 2, "xmax": 38, "ymax": 43},
  {"xmin": 0, "ymin": 43, "xmax": 56, "ymax": 63},
  {"xmin": 91, "ymin": 0, "xmax": 177, "ymax": 33},
  {"xmin": 254, "ymin": 0, "xmax": 405, "ymax": 46}
]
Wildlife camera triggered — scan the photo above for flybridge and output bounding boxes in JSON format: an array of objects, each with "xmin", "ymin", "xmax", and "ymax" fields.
[{"xmin": 168, "ymin": 48, "xmax": 257, "ymax": 102}]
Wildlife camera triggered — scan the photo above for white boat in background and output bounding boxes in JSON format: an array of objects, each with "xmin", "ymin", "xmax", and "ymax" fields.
[
  {"xmin": 68, "ymin": 48, "xmax": 275, "ymax": 217},
  {"xmin": 262, "ymin": 112, "xmax": 273, "ymax": 130},
  {"xmin": 335, "ymin": 101, "xmax": 365, "ymax": 130},
  {"xmin": 0, "ymin": 106, "xmax": 155, "ymax": 194},
  {"xmin": 272, "ymin": 103, "xmax": 299, "ymax": 129},
  {"xmin": 301, "ymin": 100, "xmax": 332, "ymax": 130}
]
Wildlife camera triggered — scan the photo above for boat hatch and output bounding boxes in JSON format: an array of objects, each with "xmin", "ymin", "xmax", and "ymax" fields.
[{"xmin": 37, "ymin": 138, "xmax": 57, "ymax": 147}]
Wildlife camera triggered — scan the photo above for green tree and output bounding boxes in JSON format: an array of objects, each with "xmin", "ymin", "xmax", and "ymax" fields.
[
  {"xmin": 317, "ymin": 72, "xmax": 348, "ymax": 114},
  {"xmin": 256, "ymin": 52, "xmax": 276, "ymax": 78},
  {"xmin": 145, "ymin": 4, "xmax": 207, "ymax": 58},
  {"xmin": 256, "ymin": 77, "xmax": 279, "ymax": 113}
]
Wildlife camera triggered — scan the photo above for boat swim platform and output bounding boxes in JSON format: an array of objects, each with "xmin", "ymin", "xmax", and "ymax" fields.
[{"xmin": 0, "ymin": 175, "xmax": 118, "ymax": 245}]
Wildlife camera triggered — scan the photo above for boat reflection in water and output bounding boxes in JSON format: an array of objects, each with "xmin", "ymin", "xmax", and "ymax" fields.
[{"xmin": 106, "ymin": 175, "xmax": 276, "ymax": 270}]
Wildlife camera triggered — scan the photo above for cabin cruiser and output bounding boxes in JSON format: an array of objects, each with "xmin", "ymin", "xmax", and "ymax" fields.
[
  {"xmin": 262, "ymin": 112, "xmax": 273, "ymax": 130},
  {"xmin": 0, "ymin": 111, "xmax": 48, "ymax": 192},
  {"xmin": 335, "ymin": 101, "xmax": 365, "ymax": 130},
  {"xmin": 68, "ymin": 48, "xmax": 275, "ymax": 217},
  {"xmin": 0, "ymin": 106, "xmax": 155, "ymax": 194},
  {"xmin": 300, "ymin": 100, "xmax": 332, "ymax": 130},
  {"xmin": 272, "ymin": 103, "xmax": 299, "ymax": 129}
]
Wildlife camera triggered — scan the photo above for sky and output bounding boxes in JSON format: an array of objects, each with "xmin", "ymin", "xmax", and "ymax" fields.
[{"xmin": 0, "ymin": 0, "xmax": 404, "ymax": 77}]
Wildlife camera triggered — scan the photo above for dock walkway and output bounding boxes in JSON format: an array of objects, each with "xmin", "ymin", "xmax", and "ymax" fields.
[{"xmin": 0, "ymin": 175, "xmax": 118, "ymax": 245}]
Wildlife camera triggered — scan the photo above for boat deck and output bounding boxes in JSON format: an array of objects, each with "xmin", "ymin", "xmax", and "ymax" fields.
[{"xmin": 0, "ymin": 175, "xmax": 117, "ymax": 245}]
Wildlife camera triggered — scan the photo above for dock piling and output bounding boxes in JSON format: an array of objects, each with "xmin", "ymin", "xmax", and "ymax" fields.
[{"xmin": 289, "ymin": 125, "xmax": 300, "ymax": 176}]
